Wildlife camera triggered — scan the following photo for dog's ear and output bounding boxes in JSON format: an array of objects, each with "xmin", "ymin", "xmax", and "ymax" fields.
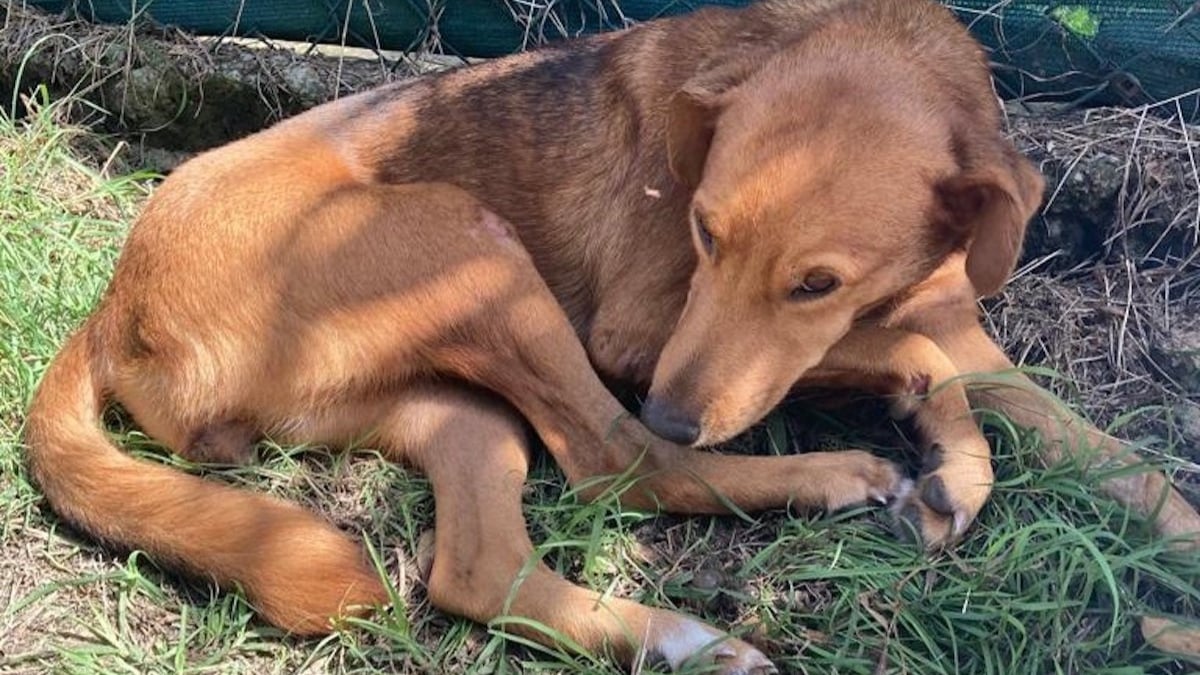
[
  {"xmin": 667, "ymin": 51, "xmax": 769, "ymax": 188},
  {"xmin": 936, "ymin": 141, "xmax": 1044, "ymax": 297},
  {"xmin": 667, "ymin": 87, "xmax": 718, "ymax": 188}
]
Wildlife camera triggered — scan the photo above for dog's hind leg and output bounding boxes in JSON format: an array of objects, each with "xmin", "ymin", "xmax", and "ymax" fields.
[{"xmin": 370, "ymin": 382, "xmax": 775, "ymax": 674}]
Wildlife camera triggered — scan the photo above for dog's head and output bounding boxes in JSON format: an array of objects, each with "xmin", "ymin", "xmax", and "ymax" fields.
[{"xmin": 642, "ymin": 46, "xmax": 1044, "ymax": 446}]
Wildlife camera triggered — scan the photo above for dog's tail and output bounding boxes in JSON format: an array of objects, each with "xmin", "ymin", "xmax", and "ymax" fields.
[{"xmin": 25, "ymin": 322, "xmax": 386, "ymax": 633}]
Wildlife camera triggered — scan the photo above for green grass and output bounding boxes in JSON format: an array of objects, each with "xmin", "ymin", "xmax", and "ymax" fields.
[{"xmin": 3, "ymin": 93, "xmax": 1200, "ymax": 674}]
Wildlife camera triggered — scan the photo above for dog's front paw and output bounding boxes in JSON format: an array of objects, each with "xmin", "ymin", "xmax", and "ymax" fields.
[
  {"xmin": 890, "ymin": 444, "xmax": 993, "ymax": 549},
  {"xmin": 820, "ymin": 450, "xmax": 908, "ymax": 511}
]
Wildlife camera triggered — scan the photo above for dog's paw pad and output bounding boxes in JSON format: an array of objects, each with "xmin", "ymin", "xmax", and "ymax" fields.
[{"xmin": 890, "ymin": 470, "xmax": 987, "ymax": 549}]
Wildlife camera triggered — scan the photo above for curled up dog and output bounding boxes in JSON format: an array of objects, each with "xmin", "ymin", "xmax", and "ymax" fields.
[{"xmin": 24, "ymin": 0, "xmax": 1200, "ymax": 671}]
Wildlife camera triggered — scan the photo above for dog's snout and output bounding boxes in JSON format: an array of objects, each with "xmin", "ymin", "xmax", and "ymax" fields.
[{"xmin": 640, "ymin": 396, "xmax": 700, "ymax": 445}]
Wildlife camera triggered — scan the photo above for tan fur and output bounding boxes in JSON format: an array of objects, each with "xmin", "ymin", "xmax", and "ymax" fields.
[{"xmin": 25, "ymin": 0, "xmax": 1200, "ymax": 670}]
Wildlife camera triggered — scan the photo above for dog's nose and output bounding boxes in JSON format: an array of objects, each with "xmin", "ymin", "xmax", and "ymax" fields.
[{"xmin": 640, "ymin": 396, "xmax": 700, "ymax": 445}]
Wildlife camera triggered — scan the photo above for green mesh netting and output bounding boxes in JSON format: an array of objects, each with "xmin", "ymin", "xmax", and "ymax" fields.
[{"xmin": 28, "ymin": 0, "xmax": 1200, "ymax": 116}]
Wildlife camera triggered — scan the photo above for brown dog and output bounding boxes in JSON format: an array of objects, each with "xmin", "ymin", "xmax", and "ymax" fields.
[{"xmin": 25, "ymin": 0, "xmax": 1200, "ymax": 670}]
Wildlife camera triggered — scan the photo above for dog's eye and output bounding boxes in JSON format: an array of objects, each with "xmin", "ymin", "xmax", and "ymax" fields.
[
  {"xmin": 789, "ymin": 271, "xmax": 840, "ymax": 301},
  {"xmin": 693, "ymin": 211, "xmax": 715, "ymax": 257}
]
